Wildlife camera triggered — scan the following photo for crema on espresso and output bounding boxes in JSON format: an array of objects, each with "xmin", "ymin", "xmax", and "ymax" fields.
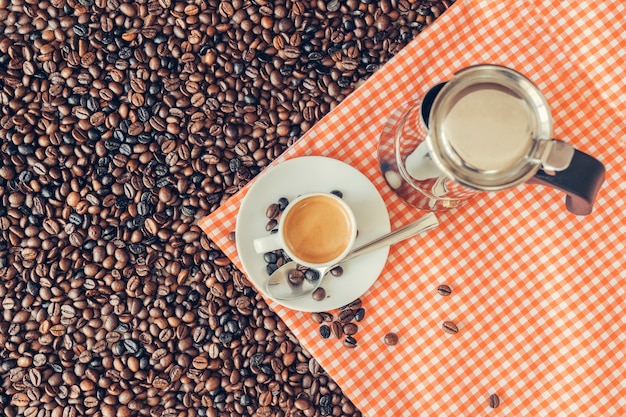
[{"xmin": 282, "ymin": 195, "xmax": 355, "ymax": 264}]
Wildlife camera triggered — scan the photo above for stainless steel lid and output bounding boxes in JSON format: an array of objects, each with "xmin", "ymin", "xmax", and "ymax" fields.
[{"xmin": 427, "ymin": 64, "xmax": 554, "ymax": 191}]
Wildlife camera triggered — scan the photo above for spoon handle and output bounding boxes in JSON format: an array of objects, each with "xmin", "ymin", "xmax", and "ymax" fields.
[{"xmin": 341, "ymin": 212, "xmax": 439, "ymax": 263}]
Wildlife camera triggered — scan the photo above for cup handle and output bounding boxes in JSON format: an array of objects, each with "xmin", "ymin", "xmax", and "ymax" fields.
[
  {"xmin": 253, "ymin": 234, "xmax": 282, "ymax": 254},
  {"xmin": 528, "ymin": 147, "xmax": 605, "ymax": 216}
]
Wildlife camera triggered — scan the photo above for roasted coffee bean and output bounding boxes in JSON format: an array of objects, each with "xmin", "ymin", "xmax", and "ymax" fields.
[
  {"xmin": 354, "ymin": 308, "xmax": 366, "ymax": 322},
  {"xmin": 288, "ymin": 269, "xmax": 305, "ymax": 286},
  {"xmin": 332, "ymin": 321, "xmax": 343, "ymax": 339},
  {"xmin": 383, "ymin": 332, "xmax": 399, "ymax": 346},
  {"xmin": 442, "ymin": 321, "xmax": 459, "ymax": 334},
  {"xmin": 304, "ymin": 269, "xmax": 320, "ymax": 283},
  {"xmin": 343, "ymin": 336, "xmax": 357, "ymax": 349},
  {"xmin": 343, "ymin": 323, "xmax": 358, "ymax": 336},
  {"xmin": 310, "ymin": 312, "xmax": 324, "ymax": 323},
  {"xmin": 338, "ymin": 309, "xmax": 355, "ymax": 323},
  {"xmin": 312, "ymin": 287, "xmax": 326, "ymax": 301},
  {"xmin": 277, "ymin": 197, "xmax": 290, "ymax": 210},
  {"xmin": 489, "ymin": 393, "xmax": 500, "ymax": 409},
  {"xmin": 342, "ymin": 298, "xmax": 363, "ymax": 311},
  {"xmin": 319, "ymin": 324, "xmax": 331, "ymax": 339},
  {"xmin": 330, "ymin": 266, "xmax": 343, "ymax": 276},
  {"xmin": 437, "ymin": 285, "xmax": 452, "ymax": 296}
]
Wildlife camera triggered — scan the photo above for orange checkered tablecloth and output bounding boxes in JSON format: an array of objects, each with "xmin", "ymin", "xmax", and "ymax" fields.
[{"xmin": 199, "ymin": 1, "xmax": 626, "ymax": 416}]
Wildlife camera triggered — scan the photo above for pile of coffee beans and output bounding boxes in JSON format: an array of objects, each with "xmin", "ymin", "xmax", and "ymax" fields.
[
  {"xmin": 311, "ymin": 299, "xmax": 365, "ymax": 349},
  {"xmin": 1, "ymin": 0, "xmax": 453, "ymax": 416}
]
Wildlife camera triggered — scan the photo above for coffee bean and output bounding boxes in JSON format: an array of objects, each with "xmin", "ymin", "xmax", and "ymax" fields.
[
  {"xmin": 383, "ymin": 332, "xmax": 399, "ymax": 346},
  {"xmin": 338, "ymin": 309, "xmax": 355, "ymax": 323},
  {"xmin": 330, "ymin": 266, "xmax": 343, "ymax": 276},
  {"xmin": 442, "ymin": 321, "xmax": 459, "ymax": 334},
  {"xmin": 319, "ymin": 324, "xmax": 331, "ymax": 339},
  {"xmin": 489, "ymin": 393, "xmax": 500, "ymax": 409},
  {"xmin": 288, "ymin": 269, "xmax": 304, "ymax": 286},
  {"xmin": 332, "ymin": 321, "xmax": 343, "ymax": 339},
  {"xmin": 310, "ymin": 312, "xmax": 323, "ymax": 323},
  {"xmin": 343, "ymin": 336, "xmax": 357, "ymax": 349},
  {"xmin": 266, "ymin": 203, "xmax": 280, "ymax": 218},
  {"xmin": 312, "ymin": 287, "xmax": 326, "ymax": 301},
  {"xmin": 343, "ymin": 323, "xmax": 358, "ymax": 336},
  {"xmin": 304, "ymin": 269, "xmax": 320, "ymax": 283},
  {"xmin": 437, "ymin": 284, "xmax": 452, "ymax": 296}
]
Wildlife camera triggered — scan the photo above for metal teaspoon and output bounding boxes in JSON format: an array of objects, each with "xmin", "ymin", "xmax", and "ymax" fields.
[{"xmin": 265, "ymin": 212, "xmax": 439, "ymax": 300}]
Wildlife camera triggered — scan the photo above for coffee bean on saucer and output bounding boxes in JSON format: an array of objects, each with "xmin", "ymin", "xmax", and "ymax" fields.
[
  {"xmin": 330, "ymin": 190, "xmax": 343, "ymax": 198},
  {"xmin": 383, "ymin": 332, "xmax": 398, "ymax": 346},
  {"xmin": 304, "ymin": 269, "xmax": 320, "ymax": 283},
  {"xmin": 266, "ymin": 203, "xmax": 280, "ymax": 219},
  {"xmin": 277, "ymin": 197, "xmax": 289, "ymax": 210},
  {"xmin": 265, "ymin": 219, "xmax": 278, "ymax": 231},
  {"xmin": 489, "ymin": 393, "xmax": 500, "ymax": 409},
  {"xmin": 343, "ymin": 336, "xmax": 357, "ymax": 348},
  {"xmin": 263, "ymin": 252, "xmax": 278, "ymax": 263},
  {"xmin": 437, "ymin": 285, "xmax": 452, "ymax": 296},
  {"xmin": 312, "ymin": 287, "xmax": 326, "ymax": 301},
  {"xmin": 442, "ymin": 321, "xmax": 458, "ymax": 334},
  {"xmin": 288, "ymin": 269, "xmax": 304, "ymax": 285},
  {"xmin": 320, "ymin": 324, "xmax": 331, "ymax": 339},
  {"xmin": 330, "ymin": 266, "xmax": 343, "ymax": 276}
]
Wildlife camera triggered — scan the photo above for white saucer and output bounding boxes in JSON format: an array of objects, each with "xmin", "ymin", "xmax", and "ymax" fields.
[{"xmin": 236, "ymin": 156, "xmax": 391, "ymax": 312}]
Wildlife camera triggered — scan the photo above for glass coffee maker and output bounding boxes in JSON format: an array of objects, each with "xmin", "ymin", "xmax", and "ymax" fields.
[{"xmin": 378, "ymin": 64, "xmax": 605, "ymax": 215}]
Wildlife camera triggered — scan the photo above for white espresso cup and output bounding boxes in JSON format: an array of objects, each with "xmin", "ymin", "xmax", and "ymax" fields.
[{"xmin": 253, "ymin": 193, "xmax": 358, "ymax": 269}]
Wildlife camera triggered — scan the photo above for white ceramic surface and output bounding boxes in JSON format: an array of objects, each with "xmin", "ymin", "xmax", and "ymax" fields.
[{"xmin": 236, "ymin": 156, "xmax": 391, "ymax": 312}]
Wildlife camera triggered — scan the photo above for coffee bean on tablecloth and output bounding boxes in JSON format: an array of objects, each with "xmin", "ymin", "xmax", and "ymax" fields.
[
  {"xmin": 354, "ymin": 307, "xmax": 366, "ymax": 322},
  {"xmin": 320, "ymin": 324, "xmax": 331, "ymax": 339},
  {"xmin": 311, "ymin": 312, "xmax": 324, "ymax": 323},
  {"xmin": 383, "ymin": 332, "xmax": 399, "ymax": 346},
  {"xmin": 489, "ymin": 393, "xmax": 500, "ymax": 409},
  {"xmin": 332, "ymin": 321, "xmax": 343, "ymax": 339},
  {"xmin": 442, "ymin": 321, "xmax": 459, "ymax": 334},
  {"xmin": 343, "ymin": 336, "xmax": 357, "ymax": 349},
  {"xmin": 343, "ymin": 323, "xmax": 358, "ymax": 336},
  {"xmin": 319, "ymin": 312, "xmax": 334, "ymax": 322},
  {"xmin": 342, "ymin": 298, "xmax": 363, "ymax": 311},
  {"xmin": 338, "ymin": 309, "xmax": 356, "ymax": 323},
  {"xmin": 437, "ymin": 284, "xmax": 452, "ymax": 296}
]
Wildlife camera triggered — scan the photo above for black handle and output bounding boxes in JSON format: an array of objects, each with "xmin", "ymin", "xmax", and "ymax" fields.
[{"xmin": 528, "ymin": 149, "xmax": 605, "ymax": 215}]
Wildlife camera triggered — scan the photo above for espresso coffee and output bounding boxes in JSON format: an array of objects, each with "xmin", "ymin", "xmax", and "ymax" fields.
[{"xmin": 282, "ymin": 195, "xmax": 354, "ymax": 264}]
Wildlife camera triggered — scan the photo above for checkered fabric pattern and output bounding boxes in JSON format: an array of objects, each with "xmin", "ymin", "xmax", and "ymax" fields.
[{"xmin": 199, "ymin": 1, "xmax": 626, "ymax": 415}]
